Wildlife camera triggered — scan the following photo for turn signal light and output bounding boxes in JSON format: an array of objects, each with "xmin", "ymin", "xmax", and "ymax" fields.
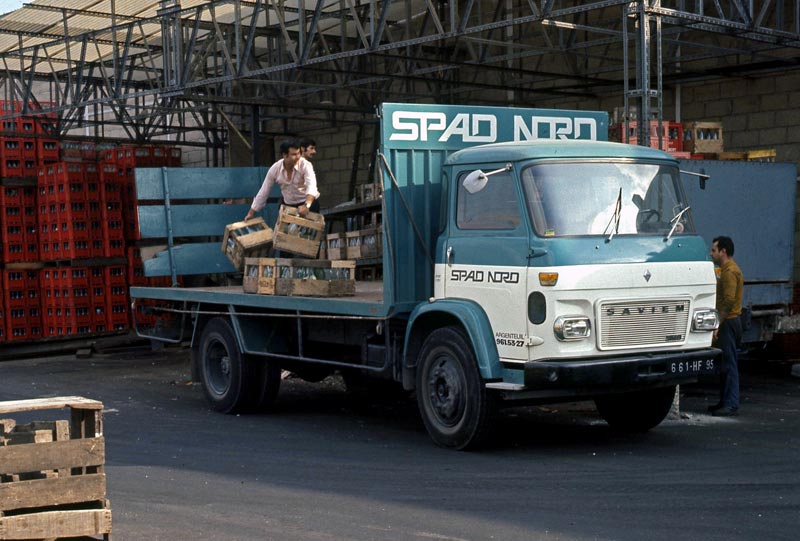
[{"xmin": 539, "ymin": 272, "xmax": 558, "ymax": 286}]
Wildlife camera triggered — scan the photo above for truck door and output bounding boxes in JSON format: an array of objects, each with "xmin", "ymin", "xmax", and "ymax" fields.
[{"xmin": 442, "ymin": 167, "xmax": 530, "ymax": 361}]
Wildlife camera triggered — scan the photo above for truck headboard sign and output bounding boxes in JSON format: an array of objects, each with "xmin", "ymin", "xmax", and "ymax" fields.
[{"xmin": 381, "ymin": 102, "xmax": 608, "ymax": 151}]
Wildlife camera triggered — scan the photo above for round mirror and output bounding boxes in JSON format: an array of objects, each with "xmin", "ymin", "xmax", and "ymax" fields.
[{"xmin": 462, "ymin": 169, "xmax": 488, "ymax": 194}]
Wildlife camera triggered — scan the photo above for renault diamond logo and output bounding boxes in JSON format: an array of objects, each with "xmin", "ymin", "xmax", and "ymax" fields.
[{"xmin": 643, "ymin": 270, "xmax": 652, "ymax": 282}]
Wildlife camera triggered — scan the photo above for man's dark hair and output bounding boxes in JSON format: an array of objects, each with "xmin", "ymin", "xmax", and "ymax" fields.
[
  {"xmin": 713, "ymin": 235, "xmax": 735, "ymax": 257},
  {"xmin": 299, "ymin": 137, "xmax": 316, "ymax": 150},
  {"xmin": 279, "ymin": 138, "xmax": 301, "ymax": 155}
]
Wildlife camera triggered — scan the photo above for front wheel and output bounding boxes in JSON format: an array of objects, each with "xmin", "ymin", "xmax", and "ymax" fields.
[
  {"xmin": 416, "ymin": 327, "xmax": 496, "ymax": 450},
  {"xmin": 594, "ymin": 386, "xmax": 676, "ymax": 432}
]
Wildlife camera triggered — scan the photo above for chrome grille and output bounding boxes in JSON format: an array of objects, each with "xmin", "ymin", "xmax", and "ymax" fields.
[{"xmin": 598, "ymin": 298, "xmax": 691, "ymax": 349}]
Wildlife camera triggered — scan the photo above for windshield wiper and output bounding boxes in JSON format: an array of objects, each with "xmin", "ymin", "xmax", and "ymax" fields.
[
  {"xmin": 664, "ymin": 206, "xmax": 691, "ymax": 241},
  {"xmin": 603, "ymin": 187, "xmax": 623, "ymax": 242}
]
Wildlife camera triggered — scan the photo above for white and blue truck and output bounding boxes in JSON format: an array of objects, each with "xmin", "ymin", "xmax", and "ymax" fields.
[{"xmin": 131, "ymin": 103, "xmax": 720, "ymax": 449}]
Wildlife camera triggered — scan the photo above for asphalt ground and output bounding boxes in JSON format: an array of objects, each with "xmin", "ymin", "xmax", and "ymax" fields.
[{"xmin": 1, "ymin": 345, "xmax": 799, "ymax": 541}]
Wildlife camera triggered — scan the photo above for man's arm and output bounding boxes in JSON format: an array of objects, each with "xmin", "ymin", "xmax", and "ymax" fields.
[
  {"xmin": 717, "ymin": 270, "xmax": 737, "ymax": 322},
  {"xmin": 297, "ymin": 159, "xmax": 320, "ymax": 216},
  {"xmin": 245, "ymin": 166, "xmax": 277, "ymax": 220}
]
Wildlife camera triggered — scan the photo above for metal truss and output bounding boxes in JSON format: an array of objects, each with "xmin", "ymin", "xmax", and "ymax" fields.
[{"xmin": 0, "ymin": 0, "xmax": 796, "ymax": 147}]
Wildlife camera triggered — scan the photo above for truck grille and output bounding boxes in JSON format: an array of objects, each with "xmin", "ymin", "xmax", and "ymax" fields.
[{"xmin": 598, "ymin": 298, "xmax": 691, "ymax": 350}]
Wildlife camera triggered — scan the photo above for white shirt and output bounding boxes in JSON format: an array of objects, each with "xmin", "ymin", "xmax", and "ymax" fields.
[{"xmin": 250, "ymin": 157, "xmax": 319, "ymax": 210}]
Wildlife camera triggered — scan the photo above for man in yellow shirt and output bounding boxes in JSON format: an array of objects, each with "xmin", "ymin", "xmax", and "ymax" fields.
[{"xmin": 709, "ymin": 236, "xmax": 744, "ymax": 417}]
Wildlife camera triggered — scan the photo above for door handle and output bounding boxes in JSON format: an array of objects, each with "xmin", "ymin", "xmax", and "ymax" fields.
[{"xmin": 446, "ymin": 246, "xmax": 454, "ymax": 266}]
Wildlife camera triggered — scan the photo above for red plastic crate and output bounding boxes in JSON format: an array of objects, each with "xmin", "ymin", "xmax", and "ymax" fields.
[
  {"xmin": 37, "ymin": 139, "xmax": 60, "ymax": 163},
  {"xmin": 610, "ymin": 121, "xmax": 683, "ymax": 152},
  {"xmin": 1, "ymin": 158, "xmax": 23, "ymax": 177},
  {"xmin": 0, "ymin": 137, "xmax": 22, "ymax": 159}
]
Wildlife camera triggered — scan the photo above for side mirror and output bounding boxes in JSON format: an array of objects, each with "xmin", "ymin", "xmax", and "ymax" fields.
[
  {"xmin": 680, "ymin": 169, "xmax": 710, "ymax": 190},
  {"xmin": 463, "ymin": 170, "xmax": 488, "ymax": 194}
]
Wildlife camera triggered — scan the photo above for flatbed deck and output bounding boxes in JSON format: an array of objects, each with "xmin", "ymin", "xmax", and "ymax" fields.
[{"xmin": 130, "ymin": 280, "xmax": 389, "ymax": 317}]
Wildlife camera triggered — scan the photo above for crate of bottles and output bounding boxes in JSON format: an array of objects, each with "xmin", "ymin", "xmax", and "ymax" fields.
[
  {"xmin": 683, "ymin": 122, "xmax": 723, "ymax": 154},
  {"xmin": 243, "ymin": 257, "xmax": 356, "ymax": 297},
  {"xmin": 325, "ymin": 233, "xmax": 346, "ymax": 260},
  {"xmin": 359, "ymin": 226, "xmax": 382, "ymax": 259},
  {"xmin": 222, "ymin": 217, "xmax": 274, "ymax": 271},
  {"xmin": 273, "ymin": 205, "xmax": 325, "ymax": 258}
]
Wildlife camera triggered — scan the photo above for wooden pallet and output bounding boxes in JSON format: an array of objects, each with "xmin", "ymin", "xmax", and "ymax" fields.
[{"xmin": 0, "ymin": 397, "xmax": 111, "ymax": 541}]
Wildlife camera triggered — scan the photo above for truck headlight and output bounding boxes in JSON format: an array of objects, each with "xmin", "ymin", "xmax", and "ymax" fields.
[
  {"xmin": 692, "ymin": 309, "xmax": 720, "ymax": 331},
  {"xmin": 554, "ymin": 316, "xmax": 591, "ymax": 341}
]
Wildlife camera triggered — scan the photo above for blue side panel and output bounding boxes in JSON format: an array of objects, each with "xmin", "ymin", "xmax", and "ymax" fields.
[
  {"xmin": 135, "ymin": 167, "xmax": 268, "ymax": 201},
  {"xmin": 143, "ymin": 243, "xmax": 235, "ymax": 276},
  {"xmin": 680, "ymin": 160, "xmax": 797, "ymax": 305},
  {"xmin": 381, "ymin": 147, "xmax": 446, "ymax": 306},
  {"xmin": 138, "ymin": 204, "xmax": 253, "ymax": 238}
]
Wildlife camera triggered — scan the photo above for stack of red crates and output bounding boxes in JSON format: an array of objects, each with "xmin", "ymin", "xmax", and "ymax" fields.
[
  {"xmin": 609, "ymin": 121, "xmax": 684, "ymax": 153},
  {"xmin": 1, "ymin": 186, "xmax": 38, "ymax": 263},
  {"xmin": 127, "ymin": 246, "xmax": 173, "ymax": 330},
  {"xmin": 40, "ymin": 266, "xmax": 111, "ymax": 337},
  {"xmin": 2, "ymin": 269, "xmax": 42, "ymax": 342}
]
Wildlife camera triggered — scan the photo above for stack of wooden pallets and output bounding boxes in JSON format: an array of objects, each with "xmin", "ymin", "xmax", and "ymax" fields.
[{"xmin": 0, "ymin": 397, "xmax": 111, "ymax": 541}]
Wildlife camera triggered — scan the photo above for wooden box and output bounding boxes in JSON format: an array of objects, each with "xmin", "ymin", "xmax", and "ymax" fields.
[
  {"xmin": 222, "ymin": 217, "xmax": 273, "ymax": 271},
  {"xmin": 273, "ymin": 205, "xmax": 325, "ymax": 258},
  {"xmin": 243, "ymin": 258, "xmax": 356, "ymax": 297},
  {"xmin": 345, "ymin": 231, "xmax": 362, "ymax": 259},
  {"xmin": 683, "ymin": 122, "xmax": 723, "ymax": 154},
  {"xmin": 359, "ymin": 226, "xmax": 382, "ymax": 259},
  {"xmin": 326, "ymin": 233, "xmax": 346, "ymax": 261},
  {"xmin": 359, "ymin": 182, "xmax": 382, "ymax": 202},
  {"xmin": 0, "ymin": 397, "xmax": 112, "ymax": 541}
]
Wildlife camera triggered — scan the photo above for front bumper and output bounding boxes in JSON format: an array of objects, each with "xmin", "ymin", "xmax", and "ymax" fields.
[{"xmin": 523, "ymin": 347, "xmax": 720, "ymax": 391}]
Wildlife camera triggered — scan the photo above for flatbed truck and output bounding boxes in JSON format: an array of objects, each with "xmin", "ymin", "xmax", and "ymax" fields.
[{"xmin": 131, "ymin": 103, "xmax": 720, "ymax": 449}]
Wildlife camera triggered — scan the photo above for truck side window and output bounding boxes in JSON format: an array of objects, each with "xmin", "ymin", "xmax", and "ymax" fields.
[{"xmin": 456, "ymin": 171, "xmax": 520, "ymax": 230}]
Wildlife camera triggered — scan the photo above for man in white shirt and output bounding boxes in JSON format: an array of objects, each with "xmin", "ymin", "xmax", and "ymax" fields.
[{"xmin": 245, "ymin": 138, "xmax": 320, "ymax": 220}]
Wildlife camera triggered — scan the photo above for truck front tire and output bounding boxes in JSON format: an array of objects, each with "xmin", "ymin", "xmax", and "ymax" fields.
[
  {"xmin": 416, "ymin": 327, "xmax": 496, "ymax": 450},
  {"xmin": 197, "ymin": 317, "xmax": 280, "ymax": 413},
  {"xmin": 594, "ymin": 385, "xmax": 676, "ymax": 432}
]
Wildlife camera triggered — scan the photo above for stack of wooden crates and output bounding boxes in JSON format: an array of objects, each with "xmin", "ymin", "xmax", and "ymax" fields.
[
  {"xmin": 0, "ymin": 397, "xmax": 111, "ymax": 541},
  {"xmin": 325, "ymin": 182, "xmax": 383, "ymax": 281}
]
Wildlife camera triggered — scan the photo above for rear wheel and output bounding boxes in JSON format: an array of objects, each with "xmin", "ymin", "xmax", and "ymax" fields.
[
  {"xmin": 416, "ymin": 327, "xmax": 496, "ymax": 450},
  {"xmin": 594, "ymin": 386, "xmax": 676, "ymax": 432},
  {"xmin": 197, "ymin": 317, "xmax": 278, "ymax": 413}
]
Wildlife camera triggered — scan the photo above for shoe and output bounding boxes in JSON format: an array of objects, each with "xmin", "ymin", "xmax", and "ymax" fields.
[
  {"xmin": 707, "ymin": 403, "xmax": 723, "ymax": 413},
  {"xmin": 712, "ymin": 407, "xmax": 739, "ymax": 417}
]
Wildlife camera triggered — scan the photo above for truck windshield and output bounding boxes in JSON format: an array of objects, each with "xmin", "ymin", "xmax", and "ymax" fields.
[{"xmin": 521, "ymin": 161, "xmax": 694, "ymax": 237}]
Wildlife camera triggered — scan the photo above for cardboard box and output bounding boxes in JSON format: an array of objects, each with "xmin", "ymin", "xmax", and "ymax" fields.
[
  {"xmin": 683, "ymin": 122, "xmax": 723, "ymax": 154},
  {"xmin": 243, "ymin": 257, "xmax": 355, "ymax": 297},
  {"xmin": 222, "ymin": 217, "xmax": 273, "ymax": 271},
  {"xmin": 273, "ymin": 205, "xmax": 325, "ymax": 258}
]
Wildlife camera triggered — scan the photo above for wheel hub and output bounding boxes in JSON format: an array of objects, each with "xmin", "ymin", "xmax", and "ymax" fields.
[{"xmin": 428, "ymin": 359, "xmax": 464, "ymax": 425}]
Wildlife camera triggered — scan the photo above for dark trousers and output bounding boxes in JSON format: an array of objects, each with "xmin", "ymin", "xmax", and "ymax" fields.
[{"xmin": 716, "ymin": 316, "xmax": 743, "ymax": 410}]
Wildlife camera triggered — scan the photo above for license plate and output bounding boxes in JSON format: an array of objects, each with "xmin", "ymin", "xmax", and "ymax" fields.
[{"xmin": 670, "ymin": 359, "xmax": 714, "ymax": 375}]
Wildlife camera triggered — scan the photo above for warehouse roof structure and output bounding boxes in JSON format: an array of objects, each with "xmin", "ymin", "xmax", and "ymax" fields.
[{"xmin": 0, "ymin": 0, "xmax": 797, "ymax": 150}]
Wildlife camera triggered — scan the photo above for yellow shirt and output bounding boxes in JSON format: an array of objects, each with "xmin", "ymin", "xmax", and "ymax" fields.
[{"xmin": 716, "ymin": 259, "xmax": 743, "ymax": 320}]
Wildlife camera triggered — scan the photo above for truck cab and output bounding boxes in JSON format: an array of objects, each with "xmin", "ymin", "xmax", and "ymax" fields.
[{"xmin": 409, "ymin": 140, "xmax": 720, "ymax": 448}]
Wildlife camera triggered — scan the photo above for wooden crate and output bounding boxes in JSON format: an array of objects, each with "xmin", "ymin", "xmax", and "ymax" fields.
[
  {"xmin": 359, "ymin": 182, "xmax": 382, "ymax": 203},
  {"xmin": 221, "ymin": 217, "xmax": 273, "ymax": 271},
  {"xmin": 326, "ymin": 233, "xmax": 346, "ymax": 261},
  {"xmin": 273, "ymin": 205, "xmax": 325, "ymax": 258},
  {"xmin": 359, "ymin": 226, "xmax": 382, "ymax": 259},
  {"xmin": 243, "ymin": 258, "xmax": 355, "ymax": 297},
  {"xmin": 345, "ymin": 231, "xmax": 361, "ymax": 260},
  {"xmin": 0, "ymin": 397, "xmax": 111, "ymax": 541},
  {"xmin": 683, "ymin": 122, "xmax": 723, "ymax": 154}
]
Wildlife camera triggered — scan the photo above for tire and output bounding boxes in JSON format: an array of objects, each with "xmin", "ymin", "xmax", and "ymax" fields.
[
  {"xmin": 197, "ymin": 317, "xmax": 271, "ymax": 413},
  {"xmin": 594, "ymin": 386, "xmax": 676, "ymax": 432},
  {"xmin": 415, "ymin": 327, "xmax": 496, "ymax": 450}
]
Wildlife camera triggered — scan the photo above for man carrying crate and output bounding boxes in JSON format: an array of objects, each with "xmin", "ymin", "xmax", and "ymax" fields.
[{"xmin": 245, "ymin": 138, "xmax": 320, "ymax": 220}]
